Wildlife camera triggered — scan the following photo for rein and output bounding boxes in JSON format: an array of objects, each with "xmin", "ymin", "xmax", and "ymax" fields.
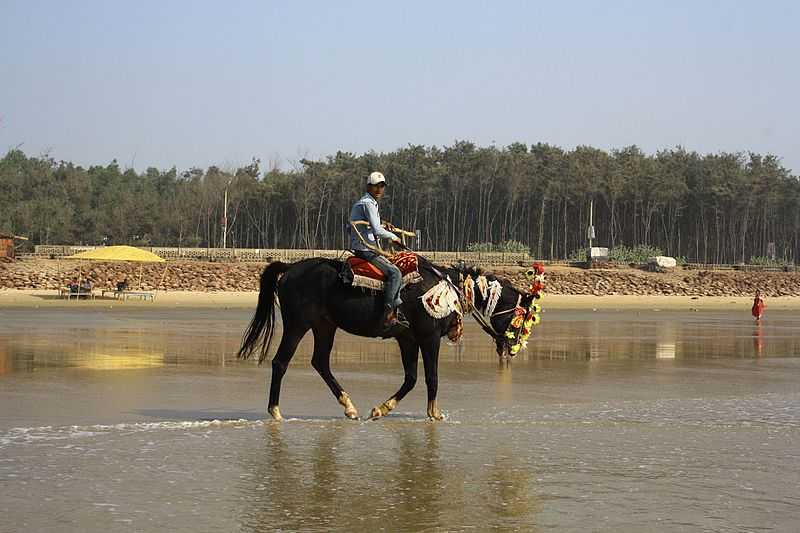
[{"xmin": 468, "ymin": 287, "xmax": 522, "ymax": 336}]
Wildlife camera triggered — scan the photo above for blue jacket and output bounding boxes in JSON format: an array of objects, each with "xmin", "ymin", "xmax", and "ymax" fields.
[{"xmin": 349, "ymin": 193, "xmax": 398, "ymax": 251}]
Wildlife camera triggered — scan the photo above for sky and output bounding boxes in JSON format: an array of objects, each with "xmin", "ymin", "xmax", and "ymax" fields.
[{"xmin": 1, "ymin": 1, "xmax": 798, "ymax": 174}]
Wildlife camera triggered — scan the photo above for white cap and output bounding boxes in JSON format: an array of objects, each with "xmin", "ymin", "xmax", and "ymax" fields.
[{"xmin": 367, "ymin": 171, "xmax": 386, "ymax": 185}]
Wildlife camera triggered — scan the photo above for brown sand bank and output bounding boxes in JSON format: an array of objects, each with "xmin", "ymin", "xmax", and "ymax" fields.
[{"xmin": 1, "ymin": 258, "xmax": 798, "ymax": 297}]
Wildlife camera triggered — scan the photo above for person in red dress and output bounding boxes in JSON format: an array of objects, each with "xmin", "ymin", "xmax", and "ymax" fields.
[{"xmin": 751, "ymin": 290, "xmax": 765, "ymax": 321}]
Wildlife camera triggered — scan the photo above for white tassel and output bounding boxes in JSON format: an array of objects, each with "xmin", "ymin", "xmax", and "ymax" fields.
[
  {"xmin": 476, "ymin": 275, "xmax": 489, "ymax": 299},
  {"xmin": 421, "ymin": 281, "xmax": 463, "ymax": 319},
  {"xmin": 484, "ymin": 280, "xmax": 503, "ymax": 316}
]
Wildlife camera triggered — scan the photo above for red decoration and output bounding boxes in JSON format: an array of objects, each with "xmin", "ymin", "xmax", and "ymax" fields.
[{"xmin": 347, "ymin": 251, "xmax": 418, "ymax": 281}]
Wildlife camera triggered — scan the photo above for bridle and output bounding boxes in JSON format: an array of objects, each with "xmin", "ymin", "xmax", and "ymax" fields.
[{"xmin": 469, "ymin": 286, "xmax": 522, "ymax": 338}]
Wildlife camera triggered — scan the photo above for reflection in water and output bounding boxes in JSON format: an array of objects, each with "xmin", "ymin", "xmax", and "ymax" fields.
[
  {"xmin": 2, "ymin": 309, "xmax": 799, "ymax": 375},
  {"xmin": 486, "ymin": 450, "xmax": 538, "ymax": 528},
  {"xmin": 496, "ymin": 360, "xmax": 514, "ymax": 404},
  {"xmin": 0, "ymin": 338, "xmax": 10, "ymax": 375},
  {"xmin": 237, "ymin": 422, "xmax": 539, "ymax": 532},
  {"xmin": 753, "ymin": 323, "xmax": 765, "ymax": 357}
]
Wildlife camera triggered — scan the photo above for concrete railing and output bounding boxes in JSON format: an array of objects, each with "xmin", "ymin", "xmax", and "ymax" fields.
[
  {"xmin": 31, "ymin": 245, "xmax": 533, "ymax": 266},
  {"xmin": 28, "ymin": 245, "xmax": 796, "ymax": 271}
]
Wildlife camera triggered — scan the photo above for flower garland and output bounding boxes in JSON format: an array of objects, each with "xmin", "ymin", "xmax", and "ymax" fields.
[
  {"xmin": 504, "ymin": 262, "xmax": 545, "ymax": 356},
  {"xmin": 462, "ymin": 275, "xmax": 475, "ymax": 311}
]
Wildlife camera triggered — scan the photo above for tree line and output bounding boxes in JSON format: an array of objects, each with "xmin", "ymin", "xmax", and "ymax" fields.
[{"xmin": 1, "ymin": 143, "xmax": 798, "ymax": 264}]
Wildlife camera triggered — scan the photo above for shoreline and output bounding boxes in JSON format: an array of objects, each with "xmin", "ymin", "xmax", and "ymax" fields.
[{"xmin": 1, "ymin": 289, "xmax": 798, "ymax": 311}]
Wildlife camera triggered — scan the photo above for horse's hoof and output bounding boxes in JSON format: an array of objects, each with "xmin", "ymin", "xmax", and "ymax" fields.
[
  {"xmin": 426, "ymin": 400, "xmax": 444, "ymax": 420},
  {"xmin": 369, "ymin": 398, "xmax": 397, "ymax": 420},
  {"xmin": 268, "ymin": 406, "xmax": 283, "ymax": 421},
  {"xmin": 339, "ymin": 393, "xmax": 360, "ymax": 420}
]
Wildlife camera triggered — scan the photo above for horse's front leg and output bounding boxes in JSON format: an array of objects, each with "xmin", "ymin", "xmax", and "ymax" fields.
[
  {"xmin": 420, "ymin": 335, "xmax": 444, "ymax": 420},
  {"xmin": 370, "ymin": 335, "xmax": 419, "ymax": 419}
]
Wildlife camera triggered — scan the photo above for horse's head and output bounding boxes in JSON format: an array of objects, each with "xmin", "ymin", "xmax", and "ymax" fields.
[{"xmin": 457, "ymin": 263, "xmax": 545, "ymax": 358}]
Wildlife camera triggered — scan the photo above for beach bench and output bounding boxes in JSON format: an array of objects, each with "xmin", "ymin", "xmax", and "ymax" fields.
[
  {"xmin": 59, "ymin": 287, "xmax": 95, "ymax": 300},
  {"xmin": 97, "ymin": 289, "xmax": 155, "ymax": 301},
  {"xmin": 119, "ymin": 291, "xmax": 155, "ymax": 302},
  {"xmin": 101, "ymin": 289, "xmax": 124, "ymax": 299}
]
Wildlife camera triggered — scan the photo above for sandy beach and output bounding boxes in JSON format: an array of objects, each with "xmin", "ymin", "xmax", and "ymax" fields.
[{"xmin": 1, "ymin": 288, "xmax": 799, "ymax": 311}]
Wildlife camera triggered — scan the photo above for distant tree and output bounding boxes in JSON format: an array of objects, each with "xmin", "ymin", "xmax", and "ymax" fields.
[{"xmin": 1, "ymin": 143, "xmax": 797, "ymax": 264}]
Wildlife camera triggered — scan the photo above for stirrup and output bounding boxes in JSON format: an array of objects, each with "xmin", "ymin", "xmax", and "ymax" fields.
[
  {"xmin": 395, "ymin": 308, "xmax": 410, "ymax": 328},
  {"xmin": 382, "ymin": 308, "xmax": 409, "ymax": 331}
]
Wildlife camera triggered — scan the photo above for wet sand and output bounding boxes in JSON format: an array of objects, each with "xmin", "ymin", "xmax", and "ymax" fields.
[
  {"xmin": 2, "ymin": 288, "xmax": 800, "ymax": 311},
  {"xmin": 1, "ymin": 306, "xmax": 799, "ymax": 532}
]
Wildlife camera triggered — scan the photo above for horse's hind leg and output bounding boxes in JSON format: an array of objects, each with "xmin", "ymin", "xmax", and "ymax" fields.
[
  {"xmin": 370, "ymin": 335, "xmax": 419, "ymax": 419},
  {"xmin": 268, "ymin": 325, "xmax": 308, "ymax": 421},
  {"xmin": 311, "ymin": 322, "xmax": 359, "ymax": 419}
]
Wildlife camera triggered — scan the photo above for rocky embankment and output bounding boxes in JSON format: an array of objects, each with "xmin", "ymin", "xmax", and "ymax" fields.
[
  {"xmin": 502, "ymin": 268, "xmax": 800, "ymax": 297},
  {"xmin": 0, "ymin": 259, "xmax": 798, "ymax": 297},
  {"xmin": 0, "ymin": 260, "xmax": 264, "ymax": 291}
]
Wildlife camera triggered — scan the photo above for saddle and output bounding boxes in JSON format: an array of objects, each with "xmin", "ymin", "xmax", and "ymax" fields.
[{"xmin": 342, "ymin": 251, "xmax": 422, "ymax": 290}]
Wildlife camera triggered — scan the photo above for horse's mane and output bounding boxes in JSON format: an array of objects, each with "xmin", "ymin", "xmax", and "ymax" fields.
[
  {"xmin": 443, "ymin": 260, "xmax": 510, "ymax": 286},
  {"xmin": 415, "ymin": 256, "xmax": 519, "ymax": 291}
]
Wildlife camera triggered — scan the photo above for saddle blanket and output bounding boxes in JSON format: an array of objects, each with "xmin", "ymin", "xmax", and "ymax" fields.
[{"xmin": 345, "ymin": 251, "xmax": 422, "ymax": 291}]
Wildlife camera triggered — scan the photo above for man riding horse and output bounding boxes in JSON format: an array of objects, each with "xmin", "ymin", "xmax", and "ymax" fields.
[
  {"xmin": 238, "ymin": 170, "xmax": 545, "ymax": 421},
  {"xmin": 349, "ymin": 171, "xmax": 405, "ymax": 330}
]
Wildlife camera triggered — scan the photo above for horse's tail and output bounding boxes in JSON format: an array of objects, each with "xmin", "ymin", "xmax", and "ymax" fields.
[{"xmin": 237, "ymin": 261, "xmax": 290, "ymax": 364}]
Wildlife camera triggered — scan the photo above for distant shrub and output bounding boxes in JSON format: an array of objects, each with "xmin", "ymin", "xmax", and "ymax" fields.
[
  {"xmin": 609, "ymin": 245, "xmax": 664, "ymax": 264},
  {"xmin": 567, "ymin": 245, "xmax": 665, "ymax": 264},
  {"xmin": 495, "ymin": 240, "xmax": 529, "ymax": 253},
  {"xmin": 567, "ymin": 248, "xmax": 588, "ymax": 262},
  {"xmin": 466, "ymin": 241, "xmax": 530, "ymax": 254},
  {"xmin": 749, "ymin": 256, "xmax": 789, "ymax": 267},
  {"xmin": 466, "ymin": 242, "xmax": 494, "ymax": 253}
]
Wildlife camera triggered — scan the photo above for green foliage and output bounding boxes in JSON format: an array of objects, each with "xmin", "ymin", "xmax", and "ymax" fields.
[
  {"xmin": 567, "ymin": 248, "xmax": 588, "ymax": 262},
  {"xmin": 608, "ymin": 245, "xmax": 664, "ymax": 264},
  {"xmin": 466, "ymin": 241, "xmax": 529, "ymax": 253},
  {"xmin": 466, "ymin": 242, "xmax": 494, "ymax": 253},
  {"xmin": 749, "ymin": 256, "xmax": 789, "ymax": 267},
  {"xmin": 1, "ymin": 144, "xmax": 799, "ymax": 265},
  {"xmin": 496, "ymin": 240, "xmax": 530, "ymax": 253},
  {"xmin": 567, "ymin": 245, "xmax": 665, "ymax": 264}
]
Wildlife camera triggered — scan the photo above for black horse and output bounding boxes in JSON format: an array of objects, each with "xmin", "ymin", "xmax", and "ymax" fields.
[{"xmin": 237, "ymin": 256, "xmax": 535, "ymax": 420}]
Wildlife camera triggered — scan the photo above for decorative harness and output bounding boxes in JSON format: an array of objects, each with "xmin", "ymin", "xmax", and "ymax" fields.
[{"xmin": 462, "ymin": 264, "xmax": 545, "ymax": 356}]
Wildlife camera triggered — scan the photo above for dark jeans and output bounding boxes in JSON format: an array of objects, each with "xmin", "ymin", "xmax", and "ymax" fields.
[{"xmin": 353, "ymin": 250, "xmax": 402, "ymax": 309}]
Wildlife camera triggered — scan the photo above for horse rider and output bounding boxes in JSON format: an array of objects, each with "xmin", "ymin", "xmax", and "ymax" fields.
[{"xmin": 350, "ymin": 171, "xmax": 405, "ymax": 329}]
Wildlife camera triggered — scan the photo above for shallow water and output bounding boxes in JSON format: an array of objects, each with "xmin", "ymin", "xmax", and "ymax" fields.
[{"xmin": 1, "ymin": 307, "xmax": 799, "ymax": 532}]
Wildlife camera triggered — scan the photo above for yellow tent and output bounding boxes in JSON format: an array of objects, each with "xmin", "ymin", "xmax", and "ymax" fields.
[
  {"xmin": 66, "ymin": 245, "xmax": 165, "ymax": 263},
  {"xmin": 65, "ymin": 246, "xmax": 167, "ymax": 294}
]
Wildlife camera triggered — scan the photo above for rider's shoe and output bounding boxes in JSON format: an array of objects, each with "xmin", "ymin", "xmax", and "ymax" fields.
[
  {"xmin": 382, "ymin": 306, "xmax": 409, "ymax": 331},
  {"xmin": 395, "ymin": 307, "xmax": 410, "ymax": 328}
]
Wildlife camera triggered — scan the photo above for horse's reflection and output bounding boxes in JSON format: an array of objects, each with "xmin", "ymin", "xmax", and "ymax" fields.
[{"xmin": 236, "ymin": 422, "xmax": 540, "ymax": 532}]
